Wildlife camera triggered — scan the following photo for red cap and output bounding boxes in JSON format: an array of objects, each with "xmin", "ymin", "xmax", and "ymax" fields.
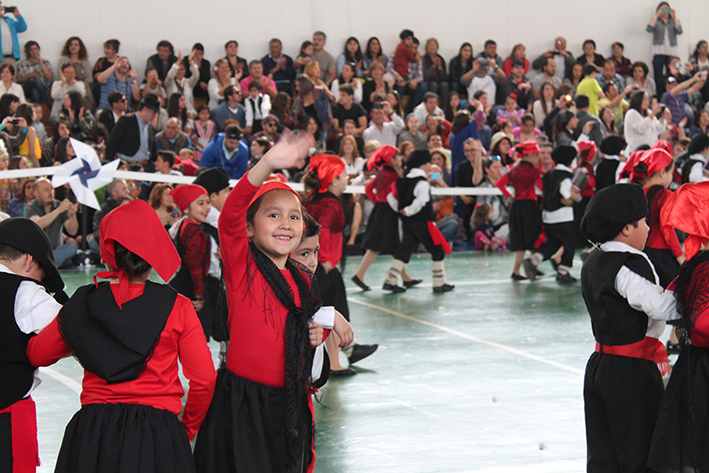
[
  {"xmin": 661, "ymin": 181, "xmax": 709, "ymax": 260},
  {"xmin": 95, "ymin": 200, "xmax": 181, "ymax": 308},
  {"xmin": 309, "ymin": 154, "xmax": 345, "ymax": 194},
  {"xmin": 515, "ymin": 141, "xmax": 540, "ymax": 157},
  {"xmin": 366, "ymin": 145, "xmax": 397, "ymax": 170},
  {"xmin": 577, "ymin": 141, "xmax": 597, "ymax": 161},
  {"xmin": 169, "ymin": 184, "xmax": 208, "ymax": 212}
]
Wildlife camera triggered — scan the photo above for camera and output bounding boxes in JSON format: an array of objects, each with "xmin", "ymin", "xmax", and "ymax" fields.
[
  {"xmin": 477, "ymin": 58, "xmax": 490, "ymax": 68},
  {"xmin": 2, "ymin": 6, "xmax": 15, "ymax": 14},
  {"xmin": 430, "ymin": 172, "xmax": 441, "ymax": 180},
  {"xmin": 563, "ymin": 95, "xmax": 573, "ymax": 106},
  {"xmin": 9, "ymin": 118, "xmax": 19, "ymax": 125}
]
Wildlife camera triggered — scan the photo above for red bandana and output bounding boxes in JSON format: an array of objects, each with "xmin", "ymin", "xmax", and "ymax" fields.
[
  {"xmin": 366, "ymin": 145, "xmax": 397, "ymax": 170},
  {"xmin": 169, "ymin": 184, "xmax": 208, "ymax": 212},
  {"xmin": 661, "ymin": 181, "xmax": 709, "ymax": 260},
  {"xmin": 309, "ymin": 154, "xmax": 345, "ymax": 194}
]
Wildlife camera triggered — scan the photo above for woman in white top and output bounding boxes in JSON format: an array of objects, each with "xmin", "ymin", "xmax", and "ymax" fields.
[
  {"xmin": 331, "ymin": 62, "xmax": 363, "ymax": 104},
  {"xmin": 164, "ymin": 52, "xmax": 199, "ymax": 113},
  {"xmin": 623, "ymin": 90, "xmax": 669, "ymax": 153},
  {"xmin": 207, "ymin": 59, "xmax": 234, "ymax": 110},
  {"xmin": 338, "ymin": 135, "xmax": 364, "ymax": 182},
  {"xmin": 532, "ymin": 82, "xmax": 556, "ymax": 128},
  {"xmin": 0, "ymin": 64, "xmax": 26, "ymax": 104}
]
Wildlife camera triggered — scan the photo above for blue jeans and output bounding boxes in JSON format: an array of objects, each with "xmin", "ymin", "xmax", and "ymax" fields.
[
  {"xmin": 23, "ymin": 77, "xmax": 49, "ymax": 103},
  {"xmin": 54, "ymin": 241, "xmax": 77, "ymax": 268},
  {"xmin": 396, "ymin": 81, "xmax": 428, "ymax": 114},
  {"xmin": 652, "ymin": 54, "xmax": 671, "ymax": 97}
]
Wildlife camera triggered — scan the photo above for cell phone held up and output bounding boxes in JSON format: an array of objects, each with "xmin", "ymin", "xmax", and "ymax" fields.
[{"xmin": 1, "ymin": 6, "xmax": 15, "ymax": 15}]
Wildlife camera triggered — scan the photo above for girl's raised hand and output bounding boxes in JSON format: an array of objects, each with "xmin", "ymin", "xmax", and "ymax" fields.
[{"xmin": 263, "ymin": 129, "xmax": 314, "ymax": 171}]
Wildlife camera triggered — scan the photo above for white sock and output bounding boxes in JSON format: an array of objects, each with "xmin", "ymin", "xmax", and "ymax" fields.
[
  {"xmin": 432, "ymin": 260, "xmax": 446, "ymax": 288},
  {"xmin": 384, "ymin": 259, "xmax": 405, "ymax": 286},
  {"xmin": 557, "ymin": 264, "xmax": 570, "ymax": 275},
  {"xmin": 530, "ymin": 252, "xmax": 543, "ymax": 267}
]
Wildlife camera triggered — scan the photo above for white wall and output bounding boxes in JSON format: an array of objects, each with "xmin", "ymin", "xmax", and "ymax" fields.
[{"xmin": 15, "ymin": 0, "xmax": 709, "ymax": 79}]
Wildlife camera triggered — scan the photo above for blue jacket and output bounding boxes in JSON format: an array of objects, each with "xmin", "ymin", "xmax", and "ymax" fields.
[
  {"xmin": 0, "ymin": 14, "xmax": 26, "ymax": 60},
  {"xmin": 448, "ymin": 121, "xmax": 480, "ymax": 186},
  {"xmin": 646, "ymin": 18, "xmax": 682, "ymax": 47},
  {"xmin": 199, "ymin": 133, "xmax": 249, "ymax": 179}
]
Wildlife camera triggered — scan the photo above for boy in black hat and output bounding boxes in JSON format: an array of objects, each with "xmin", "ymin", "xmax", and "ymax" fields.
[
  {"xmin": 0, "ymin": 218, "xmax": 64, "ymax": 472},
  {"xmin": 580, "ymin": 183, "xmax": 679, "ymax": 473},
  {"xmin": 594, "ymin": 135, "xmax": 627, "ymax": 191},
  {"xmin": 523, "ymin": 145, "xmax": 580, "ymax": 283},
  {"xmin": 382, "ymin": 149, "xmax": 454, "ymax": 293}
]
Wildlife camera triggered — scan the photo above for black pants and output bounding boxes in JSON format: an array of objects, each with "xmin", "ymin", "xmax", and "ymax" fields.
[
  {"xmin": 0, "ymin": 412, "xmax": 11, "ymax": 471},
  {"xmin": 314, "ymin": 265, "xmax": 349, "ymax": 321},
  {"xmin": 394, "ymin": 220, "xmax": 445, "ymax": 264},
  {"xmin": 538, "ymin": 221, "xmax": 576, "ymax": 268}
]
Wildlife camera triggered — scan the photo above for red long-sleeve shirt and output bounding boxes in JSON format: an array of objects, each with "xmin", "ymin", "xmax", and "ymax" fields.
[
  {"xmin": 305, "ymin": 194, "xmax": 345, "ymax": 268},
  {"xmin": 365, "ymin": 167, "xmax": 399, "ymax": 203},
  {"xmin": 394, "ymin": 43, "xmax": 417, "ymax": 78},
  {"xmin": 646, "ymin": 187, "xmax": 683, "ymax": 258},
  {"xmin": 496, "ymin": 160, "xmax": 542, "ymax": 201},
  {"xmin": 26, "ymin": 283, "xmax": 216, "ymax": 440}
]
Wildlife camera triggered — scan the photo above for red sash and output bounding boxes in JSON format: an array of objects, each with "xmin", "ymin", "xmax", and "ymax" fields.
[
  {"xmin": 427, "ymin": 222, "xmax": 452, "ymax": 254},
  {"xmin": 0, "ymin": 396, "xmax": 40, "ymax": 472},
  {"xmin": 595, "ymin": 336, "xmax": 671, "ymax": 376}
]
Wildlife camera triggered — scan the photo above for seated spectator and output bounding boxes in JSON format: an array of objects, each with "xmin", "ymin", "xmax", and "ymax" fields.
[
  {"xmin": 413, "ymin": 92, "xmax": 443, "ymax": 131},
  {"xmin": 164, "ymin": 52, "xmax": 199, "ymax": 113},
  {"xmin": 199, "ymin": 124, "xmax": 249, "ymax": 179},
  {"xmin": 96, "ymin": 56, "xmax": 139, "ymax": 111},
  {"xmin": 449, "ymin": 42, "xmax": 474, "ymax": 96},
  {"xmin": 243, "ymin": 81, "xmax": 271, "ymax": 135},
  {"xmin": 688, "ymin": 108, "xmax": 709, "ymax": 138},
  {"xmin": 0, "ymin": 64, "xmax": 25, "ymax": 103},
  {"xmin": 332, "ymin": 83, "xmax": 366, "ymax": 136},
  {"xmin": 598, "ymin": 82, "xmax": 634, "ymax": 128},
  {"xmin": 144, "ymin": 40, "xmax": 176, "ymax": 83},
  {"xmin": 338, "ymin": 135, "xmax": 364, "ymax": 181},
  {"xmin": 577, "ymin": 39, "xmax": 605, "ymax": 67},
  {"xmin": 626, "ymin": 61, "xmax": 657, "ymax": 100},
  {"xmin": 13, "ymin": 103, "xmax": 40, "ymax": 167},
  {"xmin": 210, "ymin": 59, "xmax": 237, "ymax": 111},
  {"xmin": 292, "ymin": 74, "xmax": 333, "ymax": 135},
  {"xmin": 444, "ymin": 91, "xmax": 461, "ymax": 121},
  {"xmin": 223, "ymin": 40, "xmax": 248, "ymax": 80},
  {"xmin": 422, "ymin": 38, "xmax": 448, "ymax": 105},
  {"xmin": 25, "ymin": 178, "xmax": 78, "ymax": 268},
  {"xmin": 251, "ymin": 114, "xmax": 282, "ymax": 144},
  {"xmin": 149, "ymin": 183, "xmax": 178, "ymax": 229},
  {"xmin": 386, "ymin": 90, "xmax": 404, "ymax": 116},
  {"xmin": 530, "ymin": 57, "xmax": 561, "ymax": 98},
  {"xmin": 477, "ymin": 156, "xmax": 510, "ymax": 231},
  {"xmin": 477, "ymin": 40, "xmax": 506, "ymax": 79},
  {"xmin": 105, "ymin": 94, "xmax": 160, "ymax": 166},
  {"xmin": 425, "ymin": 116, "xmax": 451, "ymax": 149},
  {"xmin": 599, "ymin": 105, "xmax": 620, "ymax": 138},
  {"xmin": 532, "ymin": 37, "xmax": 576, "ymax": 84},
  {"xmin": 362, "ymin": 62, "xmax": 390, "ymax": 112},
  {"xmin": 690, "ymin": 40, "xmax": 709, "ymax": 72},
  {"xmin": 496, "ymin": 94, "xmax": 524, "ymax": 127},
  {"xmin": 336, "ymin": 36, "xmax": 365, "ymax": 78},
  {"xmin": 97, "ymin": 91, "xmax": 126, "ymax": 134},
  {"xmin": 466, "ymin": 59, "xmax": 496, "ymax": 109},
  {"xmin": 43, "ymin": 121, "xmax": 68, "ymax": 162},
  {"xmin": 211, "ymin": 85, "xmax": 246, "ymax": 131},
  {"xmin": 311, "ymin": 31, "xmax": 337, "ymax": 86},
  {"xmin": 661, "ymin": 72, "xmax": 707, "ymax": 125},
  {"xmin": 261, "ymin": 38, "xmax": 295, "ymax": 95},
  {"xmin": 91, "ymin": 38, "xmax": 120, "ymax": 103},
  {"xmin": 455, "ymin": 138, "xmax": 485, "ymax": 240},
  {"xmin": 294, "ymin": 40, "xmax": 313, "ymax": 75},
  {"xmin": 563, "ymin": 62, "xmax": 583, "ymax": 94},
  {"xmin": 576, "ymin": 64, "xmax": 604, "ymax": 116},
  {"xmin": 388, "ymin": 32, "xmax": 427, "ymax": 114},
  {"xmin": 398, "ymin": 140, "xmax": 414, "ymax": 161},
  {"xmin": 332, "ymin": 118, "xmax": 364, "ymax": 157},
  {"xmin": 498, "ymin": 59, "xmax": 533, "ymax": 109},
  {"xmin": 31, "ymin": 103, "xmax": 47, "ymax": 147},
  {"xmin": 7, "ymin": 177, "xmax": 35, "ymax": 218},
  {"xmin": 595, "ymin": 59, "xmax": 626, "ymax": 91},
  {"xmin": 428, "ymin": 148, "xmax": 459, "ymax": 242},
  {"xmin": 154, "ymin": 150, "xmax": 182, "ymax": 175},
  {"xmin": 167, "ymin": 93, "xmax": 194, "ymax": 135},
  {"xmin": 331, "ymin": 62, "xmax": 363, "ymax": 103},
  {"xmin": 249, "ymin": 136, "xmax": 272, "ymax": 161},
  {"xmin": 489, "ymin": 131, "xmax": 514, "ymax": 167},
  {"xmin": 362, "ymin": 37, "xmax": 388, "ymax": 74},
  {"xmin": 449, "ymin": 110, "xmax": 481, "ymax": 183},
  {"xmin": 87, "ymin": 179, "xmax": 129, "ymax": 252},
  {"xmin": 512, "ymin": 114, "xmax": 542, "ymax": 142},
  {"xmin": 239, "ymin": 59, "xmax": 278, "ymax": 100},
  {"xmin": 503, "ymin": 44, "xmax": 529, "ymax": 76},
  {"xmin": 396, "ymin": 113, "xmax": 427, "ymax": 149},
  {"xmin": 56, "ymin": 90, "xmax": 96, "ymax": 140},
  {"xmin": 57, "ymin": 36, "xmax": 92, "ymax": 88},
  {"xmin": 362, "ymin": 102, "xmax": 404, "ymax": 146},
  {"xmin": 16, "ymin": 40, "xmax": 52, "ymax": 104},
  {"xmin": 610, "ymin": 42, "xmax": 633, "ymax": 77},
  {"xmin": 156, "ymin": 117, "xmax": 192, "ymax": 154},
  {"xmin": 49, "ymin": 63, "xmax": 87, "ymax": 123},
  {"xmin": 532, "ymin": 82, "xmax": 557, "ymax": 128},
  {"xmin": 270, "ymin": 91, "xmax": 295, "ymax": 129},
  {"xmin": 191, "ymin": 105, "xmax": 216, "ymax": 161},
  {"xmin": 304, "ymin": 61, "xmax": 324, "ymax": 86},
  {"xmin": 140, "ymin": 68, "xmax": 166, "ymax": 106}
]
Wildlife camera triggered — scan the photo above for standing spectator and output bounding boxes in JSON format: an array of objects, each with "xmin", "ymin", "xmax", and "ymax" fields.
[
  {"xmin": 165, "ymin": 52, "xmax": 199, "ymax": 113},
  {"xmin": 610, "ymin": 42, "xmax": 633, "ymax": 78},
  {"xmin": 97, "ymin": 91, "xmax": 126, "ymax": 134},
  {"xmin": 105, "ymin": 94, "xmax": 160, "ymax": 166},
  {"xmin": 208, "ymin": 59, "xmax": 235, "ymax": 111},
  {"xmin": 57, "ymin": 36, "xmax": 92, "ymax": 87},
  {"xmin": 144, "ymin": 40, "xmax": 176, "ymax": 83},
  {"xmin": 211, "ymin": 86, "xmax": 246, "ymax": 131},
  {"xmin": 577, "ymin": 39, "xmax": 605, "ymax": 68},
  {"xmin": 422, "ymin": 38, "xmax": 448, "ymax": 105},
  {"xmin": 311, "ymin": 31, "xmax": 337, "ymax": 86},
  {"xmin": 239, "ymin": 60, "xmax": 277, "ymax": 101},
  {"xmin": 661, "ymin": 72, "xmax": 707, "ymax": 126},
  {"xmin": 25, "ymin": 178, "xmax": 78, "ymax": 268},
  {"xmin": 529, "ymin": 57, "xmax": 559, "ymax": 99},
  {"xmin": 362, "ymin": 36, "xmax": 387, "ymax": 73},
  {"xmin": 477, "ymin": 40, "xmax": 506, "ymax": 80},
  {"xmin": 16, "ymin": 41, "xmax": 52, "ymax": 104},
  {"xmin": 49, "ymin": 63, "xmax": 86, "ymax": 123},
  {"xmin": 626, "ymin": 61, "xmax": 657, "ymax": 100},
  {"xmin": 0, "ymin": 5, "xmax": 25, "ymax": 65},
  {"xmin": 183, "ymin": 43, "xmax": 210, "ymax": 103},
  {"xmin": 261, "ymin": 38, "xmax": 295, "ymax": 95},
  {"xmin": 448, "ymin": 42, "xmax": 474, "ymax": 95},
  {"xmin": 336, "ymin": 36, "xmax": 364, "ymax": 78},
  {"xmin": 243, "ymin": 81, "xmax": 271, "ymax": 135},
  {"xmin": 595, "ymin": 59, "xmax": 626, "ymax": 91},
  {"xmin": 574, "ymin": 94, "xmax": 604, "ymax": 147},
  {"xmin": 647, "ymin": 2, "xmax": 682, "ymax": 93},
  {"xmin": 533, "ymin": 37, "xmax": 576, "ymax": 84},
  {"xmin": 0, "ymin": 63, "xmax": 25, "ymax": 102},
  {"xmin": 503, "ymin": 44, "xmax": 529, "ymax": 76},
  {"xmin": 576, "ymin": 64, "xmax": 604, "ymax": 116},
  {"xmin": 156, "ymin": 117, "xmax": 192, "ymax": 153},
  {"xmin": 223, "ymin": 40, "xmax": 247, "ymax": 80},
  {"xmin": 332, "ymin": 84, "xmax": 366, "ymax": 136},
  {"xmin": 362, "ymin": 102, "xmax": 404, "ymax": 146},
  {"xmin": 199, "ymin": 124, "xmax": 249, "ymax": 179},
  {"xmin": 293, "ymin": 40, "xmax": 313, "ymax": 75},
  {"xmin": 95, "ymin": 56, "xmax": 139, "ymax": 111},
  {"xmin": 449, "ymin": 110, "xmax": 481, "ymax": 183},
  {"xmin": 191, "ymin": 105, "xmax": 216, "ymax": 163}
]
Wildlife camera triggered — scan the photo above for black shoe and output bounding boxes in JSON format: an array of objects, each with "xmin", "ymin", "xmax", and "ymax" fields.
[
  {"xmin": 330, "ymin": 368, "xmax": 357, "ymax": 376},
  {"xmin": 382, "ymin": 282, "xmax": 406, "ymax": 293},
  {"xmin": 433, "ymin": 283, "xmax": 455, "ymax": 293},
  {"xmin": 348, "ymin": 344, "xmax": 378, "ymax": 364},
  {"xmin": 535, "ymin": 268, "xmax": 545, "ymax": 277},
  {"xmin": 522, "ymin": 258, "xmax": 537, "ymax": 281},
  {"xmin": 403, "ymin": 279, "xmax": 423, "ymax": 288},
  {"xmin": 556, "ymin": 272, "xmax": 577, "ymax": 284},
  {"xmin": 511, "ymin": 273, "xmax": 526, "ymax": 281},
  {"xmin": 666, "ymin": 341, "xmax": 681, "ymax": 355},
  {"xmin": 550, "ymin": 259, "xmax": 559, "ymax": 272},
  {"xmin": 351, "ymin": 275, "xmax": 371, "ymax": 291}
]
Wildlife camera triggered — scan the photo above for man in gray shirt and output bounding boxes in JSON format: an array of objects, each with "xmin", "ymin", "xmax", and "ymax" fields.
[{"xmin": 311, "ymin": 31, "xmax": 336, "ymax": 86}]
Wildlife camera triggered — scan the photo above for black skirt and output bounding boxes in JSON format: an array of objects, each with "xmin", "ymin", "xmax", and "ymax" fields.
[
  {"xmin": 649, "ymin": 345, "xmax": 709, "ymax": 473},
  {"xmin": 644, "ymin": 246, "xmax": 680, "ymax": 289},
  {"xmin": 508, "ymin": 199, "xmax": 542, "ymax": 251},
  {"xmin": 54, "ymin": 403, "xmax": 194, "ymax": 473},
  {"xmin": 361, "ymin": 202, "xmax": 400, "ymax": 254},
  {"xmin": 193, "ymin": 369, "xmax": 312, "ymax": 473}
]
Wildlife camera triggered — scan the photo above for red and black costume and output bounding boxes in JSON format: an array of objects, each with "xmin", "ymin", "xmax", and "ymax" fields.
[{"xmin": 361, "ymin": 145, "xmax": 401, "ymax": 254}]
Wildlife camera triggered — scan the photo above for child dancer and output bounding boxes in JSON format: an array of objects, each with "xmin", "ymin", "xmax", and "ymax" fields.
[
  {"xmin": 382, "ymin": 149, "xmax": 454, "ymax": 293},
  {"xmin": 579, "ymin": 184, "xmax": 679, "ymax": 473},
  {"xmin": 194, "ymin": 131, "xmax": 350, "ymax": 472},
  {"xmin": 471, "ymin": 203, "xmax": 507, "ymax": 251},
  {"xmin": 523, "ymin": 145, "xmax": 580, "ymax": 283},
  {"xmin": 496, "ymin": 141, "xmax": 543, "ymax": 281},
  {"xmin": 27, "ymin": 200, "xmax": 217, "ymax": 473},
  {"xmin": 0, "ymin": 218, "xmax": 63, "ymax": 473},
  {"xmin": 594, "ymin": 135, "xmax": 627, "ymax": 191}
]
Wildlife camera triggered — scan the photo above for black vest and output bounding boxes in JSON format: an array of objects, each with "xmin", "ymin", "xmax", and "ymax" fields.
[
  {"xmin": 397, "ymin": 175, "xmax": 435, "ymax": 222},
  {"xmin": 542, "ymin": 168, "xmax": 573, "ymax": 212},
  {"xmin": 595, "ymin": 159, "xmax": 620, "ymax": 191},
  {"xmin": 581, "ymin": 249, "xmax": 657, "ymax": 346},
  {"xmin": 681, "ymin": 158, "xmax": 703, "ymax": 184},
  {"xmin": 0, "ymin": 272, "xmax": 40, "ymax": 410}
]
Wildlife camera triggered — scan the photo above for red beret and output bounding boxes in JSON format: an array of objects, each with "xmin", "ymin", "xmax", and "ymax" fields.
[
  {"xmin": 169, "ymin": 184, "xmax": 208, "ymax": 212},
  {"xmin": 623, "ymin": 148, "xmax": 648, "ymax": 180}
]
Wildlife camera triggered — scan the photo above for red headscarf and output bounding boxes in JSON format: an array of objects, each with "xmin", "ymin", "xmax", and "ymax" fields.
[
  {"xmin": 661, "ymin": 181, "xmax": 709, "ymax": 260},
  {"xmin": 169, "ymin": 184, "xmax": 208, "ymax": 212},
  {"xmin": 577, "ymin": 141, "xmax": 597, "ymax": 162},
  {"xmin": 638, "ymin": 148, "xmax": 673, "ymax": 177},
  {"xmin": 366, "ymin": 145, "xmax": 397, "ymax": 171},
  {"xmin": 309, "ymin": 154, "xmax": 345, "ymax": 194},
  {"xmin": 623, "ymin": 148, "xmax": 648, "ymax": 181},
  {"xmin": 515, "ymin": 141, "xmax": 540, "ymax": 158},
  {"xmin": 652, "ymin": 139, "xmax": 673, "ymax": 155},
  {"xmin": 95, "ymin": 200, "xmax": 181, "ymax": 308}
]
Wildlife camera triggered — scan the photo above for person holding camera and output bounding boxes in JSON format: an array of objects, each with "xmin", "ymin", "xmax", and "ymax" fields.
[
  {"xmin": 660, "ymin": 70, "xmax": 707, "ymax": 126},
  {"xmin": 95, "ymin": 55, "xmax": 140, "ymax": 111},
  {"xmin": 0, "ymin": 4, "xmax": 25, "ymax": 66},
  {"xmin": 624, "ymin": 89, "xmax": 670, "ymax": 154}
]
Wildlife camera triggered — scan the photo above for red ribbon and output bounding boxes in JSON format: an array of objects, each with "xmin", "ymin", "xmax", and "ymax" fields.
[
  {"xmin": 427, "ymin": 221, "xmax": 452, "ymax": 254},
  {"xmin": 0, "ymin": 397, "xmax": 40, "ymax": 472}
]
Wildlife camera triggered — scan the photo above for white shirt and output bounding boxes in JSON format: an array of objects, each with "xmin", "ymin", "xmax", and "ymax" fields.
[
  {"xmin": 0, "ymin": 81, "xmax": 26, "ymax": 103},
  {"xmin": 0, "ymin": 16, "xmax": 12, "ymax": 56},
  {"xmin": 244, "ymin": 93, "xmax": 271, "ymax": 127},
  {"xmin": 206, "ymin": 206, "xmax": 221, "ymax": 278},
  {"xmin": 331, "ymin": 78, "xmax": 363, "ymax": 104},
  {"xmin": 599, "ymin": 241, "xmax": 679, "ymax": 338},
  {"xmin": 0, "ymin": 263, "xmax": 62, "ymax": 397},
  {"xmin": 623, "ymin": 108, "xmax": 666, "ymax": 154},
  {"xmin": 542, "ymin": 164, "xmax": 574, "ymax": 224},
  {"xmin": 467, "ymin": 75, "xmax": 496, "ymax": 106},
  {"xmin": 164, "ymin": 62, "xmax": 199, "ymax": 113},
  {"xmin": 362, "ymin": 113, "xmax": 404, "ymax": 146},
  {"xmin": 688, "ymin": 153, "xmax": 709, "ymax": 183},
  {"xmin": 387, "ymin": 168, "xmax": 430, "ymax": 216}
]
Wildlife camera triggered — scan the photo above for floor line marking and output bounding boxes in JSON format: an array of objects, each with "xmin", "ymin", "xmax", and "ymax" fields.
[
  {"xmin": 40, "ymin": 367, "xmax": 82, "ymax": 394},
  {"xmin": 346, "ymin": 277, "xmax": 565, "ymax": 292},
  {"xmin": 347, "ymin": 298, "xmax": 585, "ymax": 375}
]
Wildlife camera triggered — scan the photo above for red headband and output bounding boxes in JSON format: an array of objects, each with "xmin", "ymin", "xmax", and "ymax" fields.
[
  {"xmin": 366, "ymin": 145, "xmax": 397, "ymax": 170},
  {"xmin": 309, "ymin": 154, "xmax": 345, "ymax": 194},
  {"xmin": 516, "ymin": 141, "xmax": 540, "ymax": 157},
  {"xmin": 248, "ymin": 180, "xmax": 301, "ymax": 209},
  {"xmin": 577, "ymin": 141, "xmax": 597, "ymax": 161},
  {"xmin": 169, "ymin": 184, "xmax": 208, "ymax": 212},
  {"xmin": 95, "ymin": 200, "xmax": 181, "ymax": 308},
  {"xmin": 661, "ymin": 181, "xmax": 709, "ymax": 260}
]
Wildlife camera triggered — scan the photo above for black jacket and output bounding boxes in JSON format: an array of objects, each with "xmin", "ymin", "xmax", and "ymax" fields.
[{"xmin": 105, "ymin": 114, "xmax": 156, "ymax": 162}]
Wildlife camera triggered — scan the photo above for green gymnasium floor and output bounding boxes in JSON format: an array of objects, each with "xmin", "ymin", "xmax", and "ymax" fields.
[{"xmin": 32, "ymin": 251, "xmax": 676, "ymax": 472}]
